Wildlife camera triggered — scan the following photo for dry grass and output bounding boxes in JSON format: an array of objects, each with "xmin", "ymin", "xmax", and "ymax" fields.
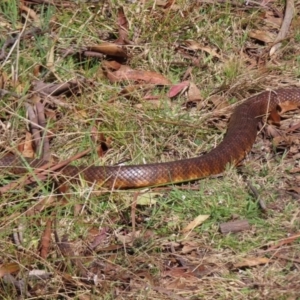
[{"xmin": 0, "ymin": 0, "xmax": 300, "ymax": 299}]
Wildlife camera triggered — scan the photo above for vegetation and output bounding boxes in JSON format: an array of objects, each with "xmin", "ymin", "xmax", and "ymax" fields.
[{"xmin": 0, "ymin": 0, "xmax": 299, "ymax": 299}]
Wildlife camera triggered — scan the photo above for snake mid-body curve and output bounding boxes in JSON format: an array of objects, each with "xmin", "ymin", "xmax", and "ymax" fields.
[{"xmin": 1, "ymin": 88, "xmax": 300, "ymax": 189}]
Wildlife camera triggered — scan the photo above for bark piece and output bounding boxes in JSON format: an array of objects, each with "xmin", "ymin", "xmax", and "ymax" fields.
[{"xmin": 219, "ymin": 219, "xmax": 250, "ymax": 234}]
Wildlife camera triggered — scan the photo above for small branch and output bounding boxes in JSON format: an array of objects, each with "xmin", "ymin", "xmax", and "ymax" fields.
[{"xmin": 270, "ymin": 0, "xmax": 294, "ymax": 56}]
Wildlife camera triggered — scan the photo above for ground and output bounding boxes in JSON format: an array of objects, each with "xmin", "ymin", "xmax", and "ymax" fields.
[{"xmin": 0, "ymin": 0, "xmax": 300, "ymax": 299}]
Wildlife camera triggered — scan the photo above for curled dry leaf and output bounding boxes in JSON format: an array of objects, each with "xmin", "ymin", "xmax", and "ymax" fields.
[{"xmin": 87, "ymin": 43, "xmax": 127, "ymax": 58}]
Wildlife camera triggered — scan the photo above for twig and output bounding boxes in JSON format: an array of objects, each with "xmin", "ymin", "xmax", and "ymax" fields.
[
  {"xmin": 35, "ymin": 102, "xmax": 51, "ymax": 161},
  {"xmin": 266, "ymin": 232, "xmax": 300, "ymax": 251},
  {"xmin": 219, "ymin": 219, "xmax": 250, "ymax": 234},
  {"xmin": 270, "ymin": 0, "xmax": 295, "ymax": 56},
  {"xmin": 25, "ymin": 103, "xmax": 42, "ymax": 154},
  {"xmin": 131, "ymin": 192, "xmax": 139, "ymax": 241}
]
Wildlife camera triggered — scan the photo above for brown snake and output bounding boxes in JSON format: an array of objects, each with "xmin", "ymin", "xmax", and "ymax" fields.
[{"xmin": 1, "ymin": 88, "xmax": 300, "ymax": 189}]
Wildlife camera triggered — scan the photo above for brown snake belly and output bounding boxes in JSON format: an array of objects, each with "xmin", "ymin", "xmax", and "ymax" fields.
[{"xmin": 1, "ymin": 88, "xmax": 300, "ymax": 189}]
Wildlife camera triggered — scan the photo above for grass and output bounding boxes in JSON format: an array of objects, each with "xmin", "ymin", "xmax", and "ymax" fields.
[{"xmin": 1, "ymin": 0, "xmax": 300, "ymax": 299}]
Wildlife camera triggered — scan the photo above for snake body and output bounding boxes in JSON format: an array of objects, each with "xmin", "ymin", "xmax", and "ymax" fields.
[{"xmin": 1, "ymin": 88, "xmax": 300, "ymax": 189}]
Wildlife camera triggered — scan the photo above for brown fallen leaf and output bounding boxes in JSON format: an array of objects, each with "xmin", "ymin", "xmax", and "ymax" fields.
[
  {"xmin": 168, "ymin": 81, "xmax": 189, "ymax": 98},
  {"xmin": 39, "ymin": 219, "xmax": 52, "ymax": 259},
  {"xmin": 116, "ymin": 230, "xmax": 141, "ymax": 245},
  {"xmin": 19, "ymin": 2, "xmax": 41, "ymax": 26},
  {"xmin": 249, "ymin": 29, "xmax": 276, "ymax": 43},
  {"xmin": 187, "ymin": 82, "xmax": 203, "ymax": 102},
  {"xmin": 0, "ymin": 263, "xmax": 20, "ymax": 278},
  {"xmin": 184, "ymin": 40, "xmax": 221, "ymax": 59},
  {"xmin": 288, "ymin": 186, "xmax": 300, "ymax": 194},
  {"xmin": 115, "ymin": 6, "xmax": 130, "ymax": 45},
  {"xmin": 17, "ymin": 131, "xmax": 35, "ymax": 158},
  {"xmin": 87, "ymin": 43, "xmax": 127, "ymax": 58},
  {"xmin": 102, "ymin": 60, "xmax": 122, "ymax": 70},
  {"xmin": 273, "ymin": 135, "xmax": 298, "ymax": 147},
  {"xmin": 278, "ymin": 100, "xmax": 300, "ymax": 114},
  {"xmin": 106, "ymin": 65, "xmax": 171, "ymax": 85},
  {"xmin": 90, "ymin": 128, "xmax": 110, "ymax": 158},
  {"xmin": 233, "ymin": 257, "xmax": 270, "ymax": 269},
  {"xmin": 262, "ymin": 11, "xmax": 282, "ymax": 28},
  {"xmin": 289, "ymin": 167, "xmax": 300, "ymax": 174},
  {"xmin": 267, "ymin": 232, "xmax": 300, "ymax": 250},
  {"xmin": 181, "ymin": 241, "xmax": 200, "ymax": 254}
]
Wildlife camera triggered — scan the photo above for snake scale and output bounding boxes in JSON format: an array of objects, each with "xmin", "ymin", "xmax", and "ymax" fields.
[{"xmin": 1, "ymin": 88, "xmax": 300, "ymax": 189}]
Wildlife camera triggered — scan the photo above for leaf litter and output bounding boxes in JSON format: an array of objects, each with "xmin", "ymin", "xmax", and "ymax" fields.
[{"xmin": 0, "ymin": 0, "xmax": 300, "ymax": 299}]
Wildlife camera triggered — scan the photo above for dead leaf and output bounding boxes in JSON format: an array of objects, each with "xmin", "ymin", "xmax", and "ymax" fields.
[
  {"xmin": 249, "ymin": 30, "xmax": 276, "ymax": 43},
  {"xmin": 267, "ymin": 232, "xmax": 300, "ymax": 250},
  {"xmin": 288, "ymin": 186, "xmax": 300, "ymax": 194},
  {"xmin": 102, "ymin": 60, "xmax": 122, "ymax": 70},
  {"xmin": 116, "ymin": 230, "xmax": 141, "ymax": 244},
  {"xmin": 168, "ymin": 81, "xmax": 189, "ymax": 98},
  {"xmin": 18, "ymin": 131, "xmax": 35, "ymax": 158},
  {"xmin": 273, "ymin": 135, "xmax": 298, "ymax": 147},
  {"xmin": 233, "ymin": 257, "xmax": 270, "ymax": 269},
  {"xmin": 106, "ymin": 65, "xmax": 171, "ymax": 85},
  {"xmin": 19, "ymin": 2, "xmax": 41, "ymax": 26},
  {"xmin": 278, "ymin": 100, "xmax": 300, "ymax": 114},
  {"xmin": 184, "ymin": 40, "xmax": 221, "ymax": 59},
  {"xmin": 90, "ymin": 129, "xmax": 110, "ymax": 158},
  {"xmin": 262, "ymin": 11, "xmax": 282, "ymax": 28},
  {"xmin": 182, "ymin": 215, "xmax": 209, "ymax": 233},
  {"xmin": 87, "ymin": 43, "xmax": 127, "ymax": 58},
  {"xmin": 39, "ymin": 219, "xmax": 52, "ymax": 259},
  {"xmin": 289, "ymin": 167, "xmax": 300, "ymax": 174},
  {"xmin": 115, "ymin": 6, "xmax": 129, "ymax": 44},
  {"xmin": 181, "ymin": 241, "xmax": 200, "ymax": 254},
  {"xmin": 187, "ymin": 82, "xmax": 203, "ymax": 102},
  {"xmin": 209, "ymin": 95, "xmax": 229, "ymax": 110},
  {"xmin": 0, "ymin": 263, "xmax": 20, "ymax": 278}
]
